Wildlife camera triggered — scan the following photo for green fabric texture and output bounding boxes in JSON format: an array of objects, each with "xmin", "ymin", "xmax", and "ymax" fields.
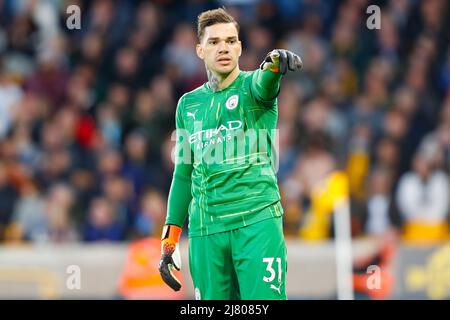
[{"xmin": 188, "ymin": 216, "xmax": 287, "ymax": 300}]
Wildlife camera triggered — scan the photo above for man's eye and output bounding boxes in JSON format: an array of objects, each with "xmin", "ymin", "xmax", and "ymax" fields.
[
  {"xmin": 228, "ymin": 40, "xmax": 236, "ymax": 44},
  {"xmin": 209, "ymin": 41, "xmax": 217, "ymax": 45}
]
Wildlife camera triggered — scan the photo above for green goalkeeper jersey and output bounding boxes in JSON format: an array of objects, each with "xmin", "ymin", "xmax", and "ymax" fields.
[{"xmin": 166, "ymin": 69, "xmax": 284, "ymax": 237}]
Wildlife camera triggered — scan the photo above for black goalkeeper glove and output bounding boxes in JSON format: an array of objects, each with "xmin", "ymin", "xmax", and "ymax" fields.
[
  {"xmin": 159, "ymin": 224, "xmax": 182, "ymax": 291},
  {"xmin": 260, "ymin": 49, "xmax": 303, "ymax": 75}
]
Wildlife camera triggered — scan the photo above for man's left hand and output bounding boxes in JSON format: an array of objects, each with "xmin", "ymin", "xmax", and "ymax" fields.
[{"xmin": 260, "ymin": 49, "xmax": 303, "ymax": 75}]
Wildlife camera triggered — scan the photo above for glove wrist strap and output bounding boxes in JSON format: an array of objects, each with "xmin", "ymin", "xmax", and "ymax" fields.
[
  {"xmin": 269, "ymin": 67, "xmax": 280, "ymax": 73},
  {"xmin": 161, "ymin": 224, "xmax": 182, "ymax": 243}
]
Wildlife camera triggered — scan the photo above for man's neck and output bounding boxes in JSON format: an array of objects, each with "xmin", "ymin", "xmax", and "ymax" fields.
[{"xmin": 207, "ymin": 66, "xmax": 241, "ymax": 92}]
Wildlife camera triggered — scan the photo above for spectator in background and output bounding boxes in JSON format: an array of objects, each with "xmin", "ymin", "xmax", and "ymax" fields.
[
  {"xmin": 345, "ymin": 124, "xmax": 372, "ymax": 235},
  {"xmin": 376, "ymin": 14, "xmax": 400, "ymax": 64},
  {"xmin": 43, "ymin": 183, "xmax": 79, "ymax": 243},
  {"xmin": 105, "ymin": 82, "xmax": 131, "ymax": 123},
  {"xmin": 94, "ymin": 148, "xmax": 123, "ymax": 189},
  {"xmin": 65, "ymin": 65, "xmax": 96, "ymax": 110},
  {"xmin": 382, "ymin": 108, "xmax": 409, "ymax": 146},
  {"xmin": 11, "ymin": 180, "xmax": 47, "ymax": 243},
  {"xmin": 77, "ymin": 31, "xmax": 105, "ymax": 68},
  {"xmin": 163, "ymin": 23, "xmax": 202, "ymax": 82},
  {"xmin": 0, "ymin": 162, "xmax": 18, "ymax": 239},
  {"xmin": 83, "ymin": 196, "xmax": 125, "ymax": 242},
  {"xmin": 127, "ymin": 4, "xmax": 162, "ymax": 82},
  {"xmin": 243, "ymin": 24, "xmax": 273, "ymax": 59},
  {"xmin": 25, "ymin": 44, "xmax": 69, "ymax": 110},
  {"xmin": 373, "ymin": 137, "xmax": 401, "ymax": 175},
  {"xmin": 134, "ymin": 188, "xmax": 167, "ymax": 239},
  {"xmin": 346, "ymin": 124, "xmax": 372, "ymax": 203},
  {"xmin": 290, "ymin": 133, "xmax": 337, "ymax": 240},
  {"xmin": 96, "ymin": 102, "xmax": 122, "ymax": 149},
  {"xmin": 348, "ymin": 94, "xmax": 384, "ymax": 140},
  {"xmin": 122, "ymin": 88, "xmax": 171, "ymax": 157},
  {"xmin": 101, "ymin": 174, "xmax": 133, "ymax": 234},
  {"xmin": 151, "ymin": 133, "xmax": 176, "ymax": 194},
  {"xmin": 149, "ymin": 74, "xmax": 175, "ymax": 113},
  {"xmin": 363, "ymin": 167, "xmax": 400, "ymax": 236},
  {"xmin": 280, "ymin": 177, "xmax": 303, "ymax": 237},
  {"xmin": 418, "ymin": 100, "xmax": 450, "ymax": 170},
  {"xmin": 396, "ymin": 152, "xmax": 450, "ymax": 242},
  {"xmin": 122, "ymin": 130, "xmax": 152, "ymax": 200},
  {"xmin": 362, "ymin": 58, "xmax": 392, "ymax": 110},
  {"xmin": 111, "ymin": 47, "xmax": 140, "ymax": 88},
  {"xmin": 0, "ymin": 66, "xmax": 23, "ymax": 139},
  {"xmin": 10, "ymin": 123, "xmax": 40, "ymax": 169},
  {"xmin": 439, "ymin": 47, "xmax": 450, "ymax": 92},
  {"xmin": 293, "ymin": 133, "xmax": 336, "ymax": 198},
  {"xmin": 69, "ymin": 168, "xmax": 96, "ymax": 228},
  {"xmin": 35, "ymin": 147, "xmax": 73, "ymax": 190}
]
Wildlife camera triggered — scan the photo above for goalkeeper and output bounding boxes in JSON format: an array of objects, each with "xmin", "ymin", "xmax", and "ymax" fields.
[{"xmin": 159, "ymin": 7, "xmax": 302, "ymax": 300}]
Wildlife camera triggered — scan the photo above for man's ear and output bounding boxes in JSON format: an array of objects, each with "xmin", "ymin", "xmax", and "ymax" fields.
[
  {"xmin": 196, "ymin": 44, "xmax": 204, "ymax": 59},
  {"xmin": 238, "ymin": 40, "xmax": 242, "ymax": 57}
]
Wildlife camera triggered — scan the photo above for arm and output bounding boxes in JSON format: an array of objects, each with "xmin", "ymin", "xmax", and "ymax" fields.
[
  {"xmin": 251, "ymin": 68, "xmax": 283, "ymax": 102},
  {"xmin": 165, "ymin": 161, "xmax": 193, "ymax": 227},
  {"xmin": 164, "ymin": 97, "xmax": 193, "ymax": 227},
  {"xmin": 159, "ymin": 97, "xmax": 193, "ymax": 292}
]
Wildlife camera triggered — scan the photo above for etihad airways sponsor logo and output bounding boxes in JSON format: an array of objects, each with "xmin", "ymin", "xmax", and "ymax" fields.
[
  {"xmin": 171, "ymin": 126, "xmax": 280, "ymax": 173},
  {"xmin": 189, "ymin": 120, "xmax": 243, "ymax": 145}
]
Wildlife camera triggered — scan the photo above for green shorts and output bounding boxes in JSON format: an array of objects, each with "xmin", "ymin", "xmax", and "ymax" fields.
[{"xmin": 188, "ymin": 216, "xmax": 287, "ymax": 300}]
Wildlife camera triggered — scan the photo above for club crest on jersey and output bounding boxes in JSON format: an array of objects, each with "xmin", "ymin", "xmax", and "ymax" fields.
[{"xmin": 226, "ymin": 94, "xmax": 239, "ymax": 110}]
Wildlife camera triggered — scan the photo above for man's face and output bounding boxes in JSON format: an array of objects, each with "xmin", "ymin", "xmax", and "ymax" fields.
[{"xmin": 196, "ymin": 23, "xmax": 242, "ymax": 76}]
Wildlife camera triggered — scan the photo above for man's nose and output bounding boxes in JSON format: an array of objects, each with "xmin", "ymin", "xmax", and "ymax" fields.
[{"xmin": 218, "ymin": 41, "xmax": 230, "ymax": 53}]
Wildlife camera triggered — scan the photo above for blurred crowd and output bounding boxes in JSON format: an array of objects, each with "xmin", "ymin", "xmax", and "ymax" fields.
[{"xmin": 0, "ymin": 0, "xmax": 449, "ymax": 245}]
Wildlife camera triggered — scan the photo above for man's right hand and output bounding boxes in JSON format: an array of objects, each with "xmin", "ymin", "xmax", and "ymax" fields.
[{"xmin": 159, "ymin": 224, "xmax": 182, "ymax": 291}]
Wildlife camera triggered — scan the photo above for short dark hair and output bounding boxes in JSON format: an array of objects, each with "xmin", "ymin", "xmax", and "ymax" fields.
[{"xmin": 197, "ymin": 7, "xmax": 239, "ymax": 41}]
